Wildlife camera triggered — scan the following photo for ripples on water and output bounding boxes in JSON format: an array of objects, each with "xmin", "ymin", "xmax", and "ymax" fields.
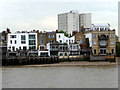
[{"xmin": 2, "ymin": 65, "xmax": 118, "ymax": 88}]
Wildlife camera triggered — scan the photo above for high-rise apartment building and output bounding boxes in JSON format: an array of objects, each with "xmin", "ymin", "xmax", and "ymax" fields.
[
  {"xmin": 58, "ymin": 10, "xmax": 79, "ymax": 34},
  {"xmin": 79, "ymin": 13, "xmax": 92, "ymax": 31},
  {"xmin": 118, "ymin": 1, "xmax": 120, "ymax": 41}
]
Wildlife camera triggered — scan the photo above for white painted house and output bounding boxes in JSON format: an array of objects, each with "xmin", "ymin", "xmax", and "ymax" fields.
[
  {"xmin": 7, "ymin": 31, "xmax": 37, "ymax": 51},
  {"xmin": 8, "ymin": 33, "xmax": 29, "ymax": 51},
  {"xmin": 56, "ymin": 33, "xmax": 75, "ymax": 45}
]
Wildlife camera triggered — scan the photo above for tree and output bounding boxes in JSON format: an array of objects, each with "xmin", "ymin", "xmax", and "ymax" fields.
[
  {"xmin": 116, "ymin": 42, "xmax": 120, "ymax": 57},
  {"xmin": 58, "ymin": 30, "xmax": 69, "ymax": 37},
  {"xmin": 80, "ymin": 26, "xmax": 84, "ymax": 33},
  {"xmin": 116, "ymin": 35, "xmax": 119, "ymax": 42},
  {"xmin": 6, "ymin": 28, "xmax": 11, "ymax": 33},
  {"xmin": 115, "ymin": 35, "xmax": 120, "ymax": 57}
]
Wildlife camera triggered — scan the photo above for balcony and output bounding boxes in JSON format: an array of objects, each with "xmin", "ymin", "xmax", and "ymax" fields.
[
  {"xmin": 98, "ymin": 34, "xmax": 109, "ymax": 40},
  {"xmin": 99, "ymin": 43, "xmax": 108, "ymax": 47},
  {"xmin": 99, "ymin": 40, "xmax": 108, "ymax": 47}
]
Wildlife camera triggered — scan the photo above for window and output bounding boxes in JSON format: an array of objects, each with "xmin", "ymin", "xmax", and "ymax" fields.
[
  {"xmin": 15, "ymin": 40, "xmax": 17, "ymax": 44},
  {"xmin": 59, "ymin": 40, "xmax": 62, "ymax": 43},
  {"xmin": 79, "ymin": 35, "xmax": 81, "ymax": 38},
  {"xmin": 80, "ymin": 39, "xmax": 83, "ymax": 43},
  {"xmin": 49, "ymin": 40, "xmax": 54, "ymax": 44},
  {"xmin": 60, "ymin": 46, "xmax": 62, "ymax": 51},
  {"xmin": 40, "ymin": 40, "xmax": 44, "ymax": 44},
  {"xmin": 40, "ymin": 46, "xmax": 44, "ymax": 50},
  {"xmin": 10, "ymin": 40, "xmax": 12, "ymax": 44},
  {"xmin": 73, "ymin": 46, "xmax": 76, "ymax": 49},
  {"xmin": 40, "ymin": 52, "xmax": 48, "ymax": 56},
  {"xmin": 21, "ymin": 35, "xmax": 26, "ymax": 40},
  {"xmin": 93, "ymin": 41, "xmax": 97, "ymax": 45},
  {"xmin": 100, "ymin": 40, "xmax": 107, "ymax": 45},
  {"xmin": 111, "ymin": 41, "xmax": 114, "ymax": 45},
  {"xmin": 59, "ymin": 35, "xmax": 61, "ymax": 38},
  {"xmin": 29, "ymin": 40, "xmax": 36, "ymax": 45},
  {"xmin": 93, "ymin": 34, "xmax": 96, "ymax": 38},
  {"xmin": 94, "ymin": 49, "xmax": 96, "ymax": 54},
  {"xmin": 64, "ymin": 53, "xmax": 67, "ymax": 56},
  {"xmin": 49, "ymin": 34, "xmax": 54, "ymax": 38},
  {"xmin": 63, "ymin": 46, "xmax": 65, "ymax": 51},
  {"xmin": 111, "ymin": 34, "xmax": 114, "ymax": 38},
  {"xmin": 10, "ymin": 35, "xmax": 16, "ymax": 38},
  {"xmin": 112, "ymin": 49, "xmax": 114, "ymax": 54},
  {"xmin": 2, "ymin": 36, "xmax": 5, "ymax": 40},
  {"xmin": 105, "ymin": 28, "xmax": 108, "ymax": 31},
  {"xmin": 40, "ymin": 35, "xmax": 43, "ymax": 37},
  {"xmin": 55, "ymin": 46, "xmax": 58, "ymax": 49},
  {"xmin": 60, "ymin": 53, "xmax": 63, "ymax": 56},
  {"xmin": 12, "ymin": 46, "xmax": 15, "ymax": 51},
  {"xmin": 100, "ymin": 48, "xmax": 106, "ymax": 55},
  {"xmin": 21, "ymin": 41, "xmax": 26, "ymax": 44},
  {"xmin": 29, "ymin": 46, "xmax": 36, "ymax": 50},
  {"xmin": 21, "ymin": 35, "xmax": 26, "ymax": 44},
  {"xmin": 9, "ymin": 46, "xmax": 11, "ymax": 50},
  {"xmin": 23, "ymin": 46, "xmax": 27, "ymax": 50},
  {"xmin": 65, "ymin": 46, "xmax": 68, "ymax": 50},
  {"xmin": 19, "ymin": 47, "xmax": 21, "ymax": 50},
  {"xmin": 100, "ymin": 28, "xmax": 104, "ymax": 31},
  {"xmin": 77, "ymin": 45, "xmax": 79, "ymax": 49},
  {"xmin": 29, "ymin": 35, "xmax": 35, "ymax": 39},
  {"xmin": 97, "ymin": 28, "xmax": 99, "ymax": 30},
  {"xmin": 16, "ymin": 48, "xmax": 18, "ymax": 51},
  {"xmin": 29, "ymin": 34, "xmax": 36, "ymax": 50}
]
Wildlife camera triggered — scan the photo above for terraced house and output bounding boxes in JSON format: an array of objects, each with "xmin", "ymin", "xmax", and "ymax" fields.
[
  {"xmin": 84, "ymin": 23, "xmax": 116, "ymax": 56},
  {"xmin": 8, "ymin": 31, "xmax": 37, "ymax": 51}
]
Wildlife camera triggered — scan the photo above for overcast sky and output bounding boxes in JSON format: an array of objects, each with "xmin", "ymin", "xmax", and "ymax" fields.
[{"xmin": 0, "ymin": 0, "xmax": 119, "ymax": 35}]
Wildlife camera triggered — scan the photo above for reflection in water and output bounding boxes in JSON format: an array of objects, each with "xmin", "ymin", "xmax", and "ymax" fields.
[{"xmin": 2, "ymin": 65, "xmax": 118, "ymax": 88}]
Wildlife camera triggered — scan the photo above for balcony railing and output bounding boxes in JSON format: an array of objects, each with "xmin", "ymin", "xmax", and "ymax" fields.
[{"xmin": 99, "ymin": 43, "xmax": 108, "ymax": 47}]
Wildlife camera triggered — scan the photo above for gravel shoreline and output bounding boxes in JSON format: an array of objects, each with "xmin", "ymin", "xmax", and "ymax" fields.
[{"xmin": 23, "ymin": 61, "xmax": 118, "ymax": 67}]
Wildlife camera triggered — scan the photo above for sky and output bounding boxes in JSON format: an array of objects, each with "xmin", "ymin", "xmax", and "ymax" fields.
[{"xmin": 0, "ymin": 0, "xmax": 119, "ymax": 35}]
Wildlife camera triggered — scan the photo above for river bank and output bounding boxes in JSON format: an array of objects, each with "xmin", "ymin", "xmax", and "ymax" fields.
[
  {"xmin": 2, "ymin": 57, "xmax": 119, "ymax": 68},
  {"xmin": 2, "ymin": 61, "xmax": 118, "ymax": 68},
  {"xmin": 24, "ymin": 61, "xmax": 118, "ymax": 67}
]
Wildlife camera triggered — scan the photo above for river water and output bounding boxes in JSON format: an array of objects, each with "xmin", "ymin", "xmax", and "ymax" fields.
[{"xmin": 1, "ymin": 65, "xmax": 118, "ymax": 88}]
